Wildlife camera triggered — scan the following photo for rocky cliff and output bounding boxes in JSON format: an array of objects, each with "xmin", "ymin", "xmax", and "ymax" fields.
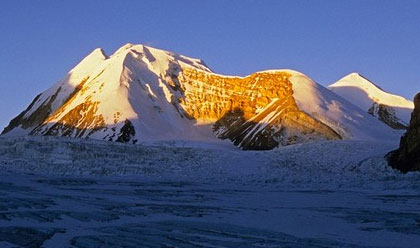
[
  {"xmin": 179, "ymin": 69, "xmax": 341, "ymax": 149},
  {"xmin": 388, "ymin": 93, "xmax": 420, "ymax": 172}
]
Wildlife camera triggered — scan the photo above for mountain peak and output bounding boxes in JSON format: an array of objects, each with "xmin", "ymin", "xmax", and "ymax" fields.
[
  {"xmin": 329, "ymin": 73, "xmax": 413, "ymax": 107},
  {"xmin": 69, "ymin": 48, "xmax": 108, "ymax": 76},
  {"xmin": 331, "ymin": 72, "xmax": 384, "ymax": 90},
  {"xmin": 328, "ymin": 73, "xmax": 414, "ymax": 129},
  {"xmin": 91, "ymin": 48, "xmax": 108, "ymax": 59},
  {"xmin": 346, "ymin": 72, "xmax": 363, "ymax": 78}
]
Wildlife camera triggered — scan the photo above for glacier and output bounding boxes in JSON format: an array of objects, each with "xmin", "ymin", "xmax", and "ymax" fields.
[{"xmin": 0, "ymin": 136, "xmax": 420, "ymax": 247}]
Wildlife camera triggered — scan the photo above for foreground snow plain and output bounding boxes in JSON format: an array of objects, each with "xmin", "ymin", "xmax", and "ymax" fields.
[{"xmin": 0, "ymin": 136, "xmax": 419, "ymax": 247}]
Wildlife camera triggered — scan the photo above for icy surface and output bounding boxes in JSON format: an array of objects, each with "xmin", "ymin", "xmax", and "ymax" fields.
[{"xmin": 0, "ymin": 136, "xmax": 420, "ymax": 247}]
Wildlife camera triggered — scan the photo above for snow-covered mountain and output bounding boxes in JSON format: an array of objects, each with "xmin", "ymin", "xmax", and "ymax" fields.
[
  {"xmin": 328, "ymin": 73, "xmax": 414, "ymax": 129},
  {"xmin": 1, "ymin": 44, "xmax": 401, "ymax": 149}
]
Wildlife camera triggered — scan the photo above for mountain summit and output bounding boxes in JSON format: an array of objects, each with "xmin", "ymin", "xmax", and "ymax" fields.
[
  {"xmin": 328, "ymin": 73, "xmax": 414, "ymax": 129},
  {"xmin": 1, "ymin": 44, "xmax": 400, "ymax": 149}
]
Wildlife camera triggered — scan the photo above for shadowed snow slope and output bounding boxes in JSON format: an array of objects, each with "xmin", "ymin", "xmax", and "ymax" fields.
[
  {"xmin": 328, "ymin": 73, "xmax": 414, "ymax": 129},
  {"xmin": 1, "ymin": 44, "xmax": 401, "ymax": 149}
]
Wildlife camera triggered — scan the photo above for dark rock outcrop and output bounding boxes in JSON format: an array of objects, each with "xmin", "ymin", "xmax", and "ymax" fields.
[
  {"xmin": 388, "ymin": 93, "xmax": 420, "ymax": 172},
  {"xmin": 368, "ymin": 103, "xmax": 407, "ymax": 130},
  {"xmin": 116, "ymin": 119, "xmax": 136, "ymax": 143}
]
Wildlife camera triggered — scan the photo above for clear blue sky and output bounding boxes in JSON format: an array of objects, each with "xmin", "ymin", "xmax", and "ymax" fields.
[{"xmin": 1, "ymin": 0, "xmax": 419, "ymax": 130}]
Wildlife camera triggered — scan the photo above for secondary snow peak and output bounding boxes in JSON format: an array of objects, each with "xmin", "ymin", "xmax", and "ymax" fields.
[{"xmin": 328, "ymin": 73, "xmax": 414, "ymax": 130}]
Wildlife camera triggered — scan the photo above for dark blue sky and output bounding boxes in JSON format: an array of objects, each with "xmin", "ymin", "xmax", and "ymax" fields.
[{"xmin": 1, "ymin": 0, "xmax": 419, "ymax": 129}]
